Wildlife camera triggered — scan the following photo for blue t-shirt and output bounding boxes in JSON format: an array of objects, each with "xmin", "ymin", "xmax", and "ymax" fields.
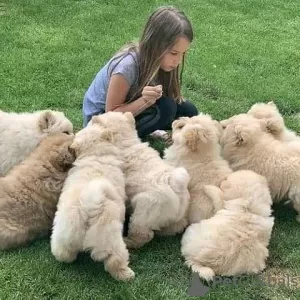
[{"xmin": 82, "ymin": 52, "xmax": 139, "ymax": 126}]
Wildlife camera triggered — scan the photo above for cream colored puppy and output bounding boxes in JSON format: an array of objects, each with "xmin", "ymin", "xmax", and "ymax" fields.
[
  {"xmin": 0, "ymin": 133, "xmax": 75, "ymax": 250},
  {"xmin": 162, "ymin": 114, "xmax": 232, "ymax": 234},
  {"xmin": 0, "ymin": 109, "xmax": 73, "ymax": 176},
  {"xmin": 247, "ymin": 101, "xmax": 300, "ymax": 143},
  {"xmin": 221, "ymin": 102, "xmax": 300, "ymax": 144},
  {"xmin": 91, "ymin": 112, "xmax": 190, "ymax": 249},
  {"xmin": 181, "ymin": 170, "xmax": 274, "ymax": 281},
  {"xmin": 221, "ymin": 114, "xmax": 300, "ymax": 222},
  {"xmin": 51, "ymin": 120, "xmax": 134, "ymax": 281}
]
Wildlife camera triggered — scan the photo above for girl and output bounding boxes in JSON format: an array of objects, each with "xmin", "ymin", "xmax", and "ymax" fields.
[{"xmin": 82, "ymin": 6, "xmax": 198, "ymax": 141}]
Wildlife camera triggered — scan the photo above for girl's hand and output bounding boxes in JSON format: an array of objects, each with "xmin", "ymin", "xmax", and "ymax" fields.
[{"xmin": 141, "ymin": 85, "xmax": 163, "ymax": 105}]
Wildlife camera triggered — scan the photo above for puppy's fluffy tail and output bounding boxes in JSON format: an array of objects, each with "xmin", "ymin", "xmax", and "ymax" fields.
[
  {"xmin": 169, "ymin": 167, "xmax": 190, "ymax": 192},
  {"xmin": 169, "ymin": 167, "xmax": 190, "ymax": 220},
  {"xmin": 185, "ymin": 259, "xmax": 215, "ymax": 282},
  {"xmin": 80, "ymin": 179, "xmax": 125, "ymax": 222}
]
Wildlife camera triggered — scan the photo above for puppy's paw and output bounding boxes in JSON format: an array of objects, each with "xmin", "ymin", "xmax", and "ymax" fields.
[
  {"xmin": 52, "ymin": 249, "xmax": 78, "ymax": 263},
  {"xmin": 124, "ymin": 237, "xmax": 141, "ymax": 249},
  {"xmin": 111, "ymin": 267, "xmax": 135, "ymax": 281},
  {"xmin": 124, "ymin": 230, "xmax": 154, "ymax": 249},
  {"xmin": 157, "ymin": 219, "xmax": 188, "ymax": 236}
]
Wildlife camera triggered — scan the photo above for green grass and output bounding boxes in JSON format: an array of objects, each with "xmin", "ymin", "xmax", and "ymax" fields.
[{"xmin": 1, "ymin": 0, "xmax": 300, "ymax": 299}]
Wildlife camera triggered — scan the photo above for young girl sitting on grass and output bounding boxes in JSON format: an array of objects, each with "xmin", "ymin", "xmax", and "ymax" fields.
[{"xmin": 82, "ymin": 6, "xmax": 198, "ymax": 142}]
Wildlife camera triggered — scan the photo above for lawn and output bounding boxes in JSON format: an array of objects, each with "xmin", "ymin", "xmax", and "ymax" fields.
[{"xmin": 0, "ymin": 0, "xmax": 300, "ymax": 299}]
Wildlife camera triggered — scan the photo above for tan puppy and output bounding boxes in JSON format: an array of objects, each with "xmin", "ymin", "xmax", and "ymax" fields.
[
  {"xmin": 221, "ymin": 101, "xmax": 300, "ymax": 145},
  {"xmin": 91, "ymin": 112, "xmax": 190, "ymax": 249},
  {"xmin": 51, "ymin": 120, "xmax": 134, "ymax": 281},
  {"xmin": 163, "ymin": 114, "xmax": 232, "ymax": 234},
  {"xmin": 181, "ymin": 170, "xmax": 274, "ymax": 281},
  {"xmin": 0, "ymin": 109, "xmax": 73, "ymax": 176},
  {"xmin": 247, "ymin": 101, "xmax": 300, "ymax": 142},
  {"xmin": 221, "ymin": 114, "xmax": 300, "ymax": 222},
  {"xmin": 0, "ymin": 133, "xmax": 75, "ymax": 250}
]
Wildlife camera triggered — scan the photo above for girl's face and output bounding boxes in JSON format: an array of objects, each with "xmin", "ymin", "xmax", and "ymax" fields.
[{"xmin": 160, "ymin": 37, "xmax": 190, "ymax": 72}]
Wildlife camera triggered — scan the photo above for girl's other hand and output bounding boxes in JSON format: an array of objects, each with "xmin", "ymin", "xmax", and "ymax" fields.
[{"xmin": 142, "ymin": 85, "xmax": 163, "ymax": 105}]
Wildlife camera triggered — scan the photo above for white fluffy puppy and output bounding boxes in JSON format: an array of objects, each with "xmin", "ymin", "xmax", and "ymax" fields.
[
  {"xmin": 247, "ymin": 101, "xmax": 300, "ymax": 143},
  {"xmin": 163, "ymin": 114, "xmax": 232, "ymax": 233},
  {"xmin": 91, "ymin": 112, "xmax": 190, "ymax": 249},
  {"xmin": 221, "ymin": 114, "xmax": 300, "ymax": 222},
  {"xmin": 0, "ymin": 109, "xmax": 73, "ymax": 175},
  {"xmin": 51, "ymin": 118, "xmax": 134, "ymax": 281},
  {"xmin": 181, "ymin": 170, "xmax": 274, "ymax": 281}
]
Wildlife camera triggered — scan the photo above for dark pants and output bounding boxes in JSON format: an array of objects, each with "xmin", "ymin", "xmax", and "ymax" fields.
[{"xmin": 135, "ymin": 97, "xmax": 199, "ymax": 138}]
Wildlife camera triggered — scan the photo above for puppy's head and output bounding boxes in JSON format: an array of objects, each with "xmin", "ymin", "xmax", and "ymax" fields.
[
  {"xmin": 221, "ymin": 170, "xmax": 272, "ymax": 217},
  {"xmin": 39, "ymin": 133, "xmax": 76, "ymax": 172},
  {"xmin": 38, "ymin": 110, "xmax": 73, "ymax": 135},
  {"xmin": 88, "ymin": 112, "xmax": 137, "ymax": 144},
  {"xmin": 220, "ymin": 113, "xmax": 248, "ymax": 130},
  {"xmin": 247, "ymin": 101, "xmax": 280, "ymax": 120},
  {"xmin": 220, "ymin": 115, "xmax": 263, "ymax": 148},
  {"xmin": 247, "ymin": 101, "xmax": 285, "ymax": 137},
  {"xmin": 70, "ymin": 122, "xmax": 118, "ymax": 158},
  {"xmin": 172, "ymin": 114, "xmax": 221, "ymax": 153}
]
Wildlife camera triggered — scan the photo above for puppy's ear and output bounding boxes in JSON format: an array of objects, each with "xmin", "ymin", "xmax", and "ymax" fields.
[
  {"xmin": 100, "ymin": 129, "xmax": 114, "ymax": 142},
  {"xmin": 124, "ymin": 112, "xmax": 135, "ymax": 126},
  {"xmin": 220, "ymin": 118, "xmax": 230, "ymax": 130},
  {"xmin": 39, "ymin": 111, "xmax": 56, "ymax": 132},
  {"xmin": 260, "ymin": 117, "xmax": 284, "ymax": 136},
  {"xmin": 233, "ymin": 125, "xmax": 251, "ymax": 145},
  {"xmin": 91, "ymin": 116, "xmax": 105, "ymax": 126},
  {"xmin": 184, "ymin": 126, "xmax": 206, "ymax": 151},
  {"xmin": 53, "ymin": 144, "xmax": 76, "ymax": 171},
  {"xmin": 267, "ymin": 101, "xmax": 276, "ymax": 107},
  {"xmin": 172, "ymin": 117, "xmax": 189, "ymax": 131}
]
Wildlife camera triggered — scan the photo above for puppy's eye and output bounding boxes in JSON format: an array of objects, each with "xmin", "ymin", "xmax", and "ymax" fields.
[{"xmin": 63, "ymin": 131, "xmax": 70, "ymax": 135}]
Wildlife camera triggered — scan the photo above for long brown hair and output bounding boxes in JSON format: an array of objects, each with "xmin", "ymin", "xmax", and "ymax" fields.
[{"xmin": 109, "ymin": 6, "xmax": 193, "ymax": 103}]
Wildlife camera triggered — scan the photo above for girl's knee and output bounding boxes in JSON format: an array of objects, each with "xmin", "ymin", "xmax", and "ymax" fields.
[
  {"xmin": 179, "ymin": 100, "xmax": 199, "ymax": 117},
  {"xmin": 188, "ymin": 103, "xmax": 199, "ymax": 117}
]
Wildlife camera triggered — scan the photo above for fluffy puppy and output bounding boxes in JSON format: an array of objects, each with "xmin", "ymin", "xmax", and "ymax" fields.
[
  {"xmin": 181, "ymin": 170, "xmax": 274, "ymax": 281},
  {"xmin": 0, "ymin": 109, "xmax": 73, "ymax": 176},
  {"xmin": 162, "ymin": 114, "xmax": 232, "ymax": 233},
  {"xmin": 51, "ymin": 120, "xmax": 134, "ymax": 281},
  {"xmin": 221, "ymin": 114, "xmax": 300, "ymax": 222},
  {"xmin": 0, "ymin": 133, "xmax": 75, "ymax": 250},
  {"xmin": 247, "ymin": 101, "xmax": 300, "ymax": 142},
  {"xmin": 91, "ymin": 112, "xmax": 190, "ymax": 249}
]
